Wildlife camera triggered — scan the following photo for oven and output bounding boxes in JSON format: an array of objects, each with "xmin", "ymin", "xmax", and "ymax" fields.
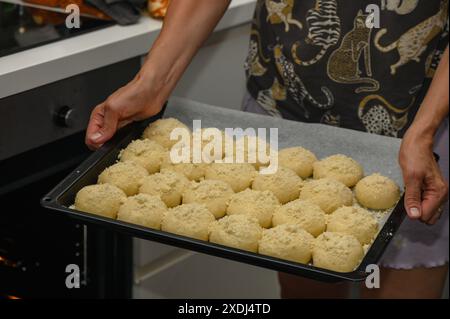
[{"xmin": 0, "ymin": 57, "xmax": 140, "ymax": 299}]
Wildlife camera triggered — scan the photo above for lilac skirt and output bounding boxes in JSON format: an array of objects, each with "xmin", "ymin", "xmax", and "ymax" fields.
[{"xmin": 242, "ymin": 93, "xmax": 449, "ymax": 269}]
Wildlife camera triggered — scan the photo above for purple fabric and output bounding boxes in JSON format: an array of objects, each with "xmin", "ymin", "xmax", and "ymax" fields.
[{"xmin": 242, "ymin": 92, "xmax": 449, "ymax": 269}]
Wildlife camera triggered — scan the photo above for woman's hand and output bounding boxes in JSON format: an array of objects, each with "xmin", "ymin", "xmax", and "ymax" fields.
[
  {"xmin": 85, "ymin": 0, "xmax": 232, "ymax": 150},
  {"xmin": 399, "ymin": 127, "xmax": 448, "ymax": 225},
  {"xmin": 85, "ymin": 71, "xmax": 166, "ymax": 150}
]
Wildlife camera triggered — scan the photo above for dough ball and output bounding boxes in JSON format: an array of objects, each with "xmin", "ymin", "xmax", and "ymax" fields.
[
  {"xmin": 209, "ymin": 215, "xmax": 262, "ymax": 252},
  {"xmin": 139, "ymin": 169, "xmax": 189, "ymax": 208},
  {"xmin": 252, "ymin": 167, "xmax": 302, "ymax": 204},
  {"xmin": 117, "ymin": 194, "xmax": 167, "ymax": 229},
  {"xmin": 226, "ymin": 189, "xmax": 280, "ymax": 228},
  {"xmin": 355, "ymin": 174, "xmax": 401, "ymax": 210},
  {"xmin": 259, "ymin": 224, "xmax": 314, "ymax": 264},
  {"xmin": 204, "ymin": 162, "xmax": 256, "ymax": 192},
  {"xmin": 327, "ymin": 207, "xmax": 378, "ymax": 245},
  {"xmin": 278, "ymin": 147, "xmax": 317, "ymax": 178},
  {"xmin": 313, "ymin": 154, "xmax": 364, "ymax": 187},
  {"xmin": 182, "ymin": 179, "xmax": 234, "ymax": 218},
  {"xmin": 75, "ymin": 184, "xmax": 126, "ymax": 219},
  {"xmin": 299, "ymin": 178, "xmax": 353, "ymax": 214},
  {"xmin": 162, "ymin": 203, "xmax": 215, "ymax": 241},
  {"xmin": 272, "ymin": 199, "xmax": 326, "ymax": 237},
  {"xmin": 98, "ymin": 161, "xmax": 148, "ymax": 196},
  {"xmin": 142, "ymin": 118, "xmax": 191, "ymax": 149},
  {"xmin": 160, "ymin": 150, "xmax": 208, "ymax": 181},
  {"xmin": 232, "ymin": 136, "xmax": 274, "ymax": 169},
  {"xmin": 119, "ymin": 139, "xmax": 167, "ymax": 174},
  {"xmin": 313, "ymin": 232, "xmax": 364, "ymax": 273},
  {"xmin": 192, "ymin": 128, "xmax": 226, "ymax": 161}
]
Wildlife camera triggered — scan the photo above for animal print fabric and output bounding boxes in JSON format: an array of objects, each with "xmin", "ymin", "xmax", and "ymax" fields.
[{"xmin": 245, "ymin": 0, "xmax": 449, "ymax": 137}]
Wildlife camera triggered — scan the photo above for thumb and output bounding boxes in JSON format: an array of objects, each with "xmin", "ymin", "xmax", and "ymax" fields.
[
  {"xmin": 86, "ymin": 103, "xmax": 119, "ymax": 149},
  {"xmin": 404, "ymin": 175, "xmax": 423, "ymax": 219},
  {"xmin": 94, "ymin": 103, "xmax": 119, "ymax": 145}
]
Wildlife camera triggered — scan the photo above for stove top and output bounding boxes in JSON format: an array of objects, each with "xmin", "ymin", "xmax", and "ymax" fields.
[{"xmin": 0, "ymin": 1, "xmax": 114, "ymax": 58}]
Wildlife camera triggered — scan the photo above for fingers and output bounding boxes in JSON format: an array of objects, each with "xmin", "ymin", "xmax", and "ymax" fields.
[
  {"xmin": 404, "ymin": 172, "xmax": 423, "ymax": 220},
  {"xmin": 85, "ymin": 103, "xmax": 105, "ymax": 150},
  {"xmin": 421, "ymin": 193, "xmax": 443, "ymax": 224},
  {"xmin": 85, "ymin": 102, "xmax": 119, "ymax": 150},
  {"xmin": 421, "ymin": 178, "xmax": 449, "ymax": 225},
  {"xmin": 98, "ymin": 102, "xmax": 119, "ymax": 144}
]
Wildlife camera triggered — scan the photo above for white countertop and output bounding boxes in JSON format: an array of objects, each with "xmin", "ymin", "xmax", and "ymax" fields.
[{"xmin": 0, "ymin": 0, "xmax": 256, "ymax": 99}]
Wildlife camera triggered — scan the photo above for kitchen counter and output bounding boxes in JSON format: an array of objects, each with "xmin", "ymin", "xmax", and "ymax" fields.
[{"xmin": 0, "ymin": 0, "xmax": 256, "ymax": 99}]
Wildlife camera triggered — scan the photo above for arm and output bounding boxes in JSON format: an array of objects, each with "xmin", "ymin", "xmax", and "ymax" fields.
[
  {"xmin": 399, "ymin": 46, "xmax": 449, "ymax": 224},
  {"xmin": 86, "ymin": 0, "xmax": 232, "ymax": 149}
]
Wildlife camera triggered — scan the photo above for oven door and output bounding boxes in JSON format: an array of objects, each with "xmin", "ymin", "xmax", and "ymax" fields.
[
  {"xmin": 0, "ymin": 132, "xmax": 133, "ymax": 299},
  {"xmin": 0, "ymin": 58, "xmax": 140, "ymax": 299}
]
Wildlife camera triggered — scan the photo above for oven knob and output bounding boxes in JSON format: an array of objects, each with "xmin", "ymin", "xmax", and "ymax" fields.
[{"xmin": 54, "ymin": 106, "xmax": 76, "ymax": 127}]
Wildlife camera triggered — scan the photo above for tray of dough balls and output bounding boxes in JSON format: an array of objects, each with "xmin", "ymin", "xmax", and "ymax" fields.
[{"xmin": 42, "ymin": 97, "xmax": 406, "ymax": 282}]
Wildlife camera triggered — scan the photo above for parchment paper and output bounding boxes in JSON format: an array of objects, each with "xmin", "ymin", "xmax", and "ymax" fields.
[{"xmin": 166, "ymin": 97, "xmax": 404, "ymax": 188}]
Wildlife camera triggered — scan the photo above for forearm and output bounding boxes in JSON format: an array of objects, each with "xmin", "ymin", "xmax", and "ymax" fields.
[
  {"xmin": 139, "ymin": 0, "xmax": 231, "ymax": 96},
  {"xmin": 408, "ymin": 46, "xmax": 449, "ymax": 141}
]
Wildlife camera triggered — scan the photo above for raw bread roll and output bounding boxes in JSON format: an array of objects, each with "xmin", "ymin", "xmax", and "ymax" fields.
[
  {"xmin": 162, "ymin": 203, "xmax": 215, "ymax": 240},
  {"xmin": 75, "ymin": 184, "xmax": 126, "ymax": 219},
  {"xmin": 313, "ymin": 232, "xmax": 364, "ymax": 273},
  {"xmin": 278, "ymin": 147, "xmax": 317, "ymax": 178},
  {"xmin": 355, "ymin": 174, "xmax": 400, "ymax": 210},
  {"xmin": 233, "ymin": 136, "xmax": 273, "ymax": 169},
  {"xmin": 192, "ymin": 128, "xmax": 226, "ymax": 161},
  {"xmin": 226, "ymin": 189, "xmax": 280, "ymax": 228},
  {"xmin": 252, "ymin": 167, "xmax": 302, "ymax": 204},
  {"xmin": 117, "ymin": 194, "xmax": 167, "ymax": 229},
  {"xmin": 259, "ymin": 224, "xmax": 314, "ymax": 264},
  {"xmin": 98, "ymin": 161, "xmax": 148, "ymax": 196},
  {"xmin": 299, "ymin": 178, "xmax": 353, "ymax": 214},
  {"xmin": 209, "ymin": 215, "xmax": 262, "ymax": 252},
  {"xmin": 160, "ymin": 150, "xmax": 208, "ymax": 181},
  {"xmin": 160, "ymin": 161, "xmax": 207, "ymax": 182},
  {"xmin": 272, "ymin": 199, "xmax": 326, "ymax": 237},
  {"xmin": 182, "ymin": 179, "xmax": 234, "ymax": 218},
  {"xmin": 139, "ymin": 169, "xmax": 189, "ymax": 208},
  {"xmin": 204, "ymin": 162, "xmax": 256, "ymax": 192},
  {"xmin": 119, "ymin": 139, "xmax": 167, "ymax": 174},
  {"xmin": 313, "ymin": 154, "xmax": 364, "ymax": 187},
  {"xmin": 327, "ymin": 206, "xmax": 379, "ymax": 245},
  {"xmin": 142, "ymin": 118, "xmax": 191, "ymax": 149}
]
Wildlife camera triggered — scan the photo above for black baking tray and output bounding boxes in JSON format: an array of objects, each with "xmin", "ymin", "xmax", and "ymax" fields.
[{"xmin": 41, "ymin": 110, "xmax": 408, "ymax": 283}]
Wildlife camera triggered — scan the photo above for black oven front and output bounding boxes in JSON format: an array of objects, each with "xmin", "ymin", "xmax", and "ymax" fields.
[{"xmin": 0, "ymin": 58, "xmax": 140, "ymax": 299}]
